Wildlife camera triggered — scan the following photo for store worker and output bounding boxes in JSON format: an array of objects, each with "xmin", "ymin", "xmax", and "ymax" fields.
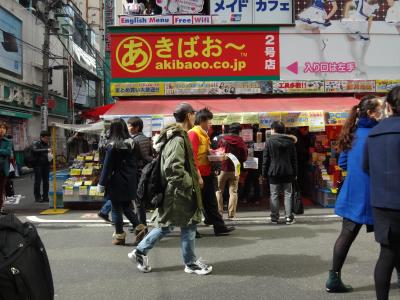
[
  {"xmin": 216, "ymin": 122, "xmax": 248, "ymax": 219},
  {"xmin": 98, "ymin": 119, "xmax": 141, "ymax": 245},
  {"xmin": 188, "ymin": 108, "xmax": 235, "ymax": 236},
  {"xmin": 0, "ymin": 121, "xmax": 13, "ymax": 214},
  {"xmin": 325, "ymin": 95, "xmax": 388, "ymax": 293},
  {"xmin": 129, "ymin": 102, "xmax": 212, "ymax": 275},
  {"xmin": 364, "ymin": 87, "xmax": 400, "ymax": 299},
  {"xmin": 32, "ymin": 131, "xmax": 53, "ymax": 203},
  {"xmin": 262, "ymin": 121, "xmax": 297, "ymax": 225},
  {"xmin": 67, "ymin": 132, "xmax": 89, "ymax": 163}
]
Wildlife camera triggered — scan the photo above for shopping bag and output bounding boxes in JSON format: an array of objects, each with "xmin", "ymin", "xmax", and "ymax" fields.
[{"xmin": 292, "ymin": 180, "xmax": 304, "ymax": 215}]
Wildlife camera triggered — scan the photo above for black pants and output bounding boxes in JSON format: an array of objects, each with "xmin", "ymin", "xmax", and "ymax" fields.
[
  {"xmin": 34, "ymin": 164, "xmax": 49, "ymax": 201},
  {"xmin": 202, "ymin": 175, "xmax": 226, "ymax": 231}
]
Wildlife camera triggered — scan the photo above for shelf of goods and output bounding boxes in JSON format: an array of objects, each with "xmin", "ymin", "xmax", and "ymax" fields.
[{"xmin": 49, "ymin": 152, "xmax": 104, "ymax": 207}]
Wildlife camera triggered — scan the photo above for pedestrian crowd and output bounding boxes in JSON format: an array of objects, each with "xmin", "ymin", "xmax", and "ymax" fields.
[{"xmin": 1, "ymin": 88, "xmax": 400, "ymax": 299}]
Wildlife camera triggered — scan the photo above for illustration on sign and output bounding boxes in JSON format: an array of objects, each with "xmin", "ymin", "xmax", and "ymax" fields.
[
  {"xmin": 111, "ymin": 29, "xmax": 280, "ymax": 81},
  {"xmin": 280, "ymin": 0, "xmax": 400, "ymax": 80},
  {"xmin": 156, "ymin": 0, "xmax": 205, "ymax": 14}
]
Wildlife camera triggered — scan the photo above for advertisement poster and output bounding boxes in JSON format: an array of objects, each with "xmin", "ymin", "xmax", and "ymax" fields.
[
  {"xmin": 376, "ymin": 80, "xmax": 400, "ymax": 92},
  {"xmin": 324, "ymin": 80, "xmax": 376, "ymax": 92},
  {"xmin": 308, "ymin": 111, "xmax": 325, "ymax": 132},
  {"xmin": 259, "ymin": 112, "xmax": 282, "ymax": 128},
  {"xmin": 326, "ymin": 112, "xmax": 349, "ymax": 125},
  {"xmin": 110, "ymin": 82, "xmax": 165, "ymax": 96},
  {"xmin": 0, "ymin": 7, "xmax": 22, "ymax": 77},
  {"xmin": 281, "ymin": 112, "xmax": 309, "ymax": 127},
  {"xmin": 111, "ymin": 27, "xmax": 280, "ymax": 82},
  {"xmin": 165, "ymin": 81, "xmax": 262, "ymax": 95},
  {"xmin": 280, "ymin": 0, "xmax": 400, "ymax": 80},
  {"xmin": 210, "ymin": 0, "xmax": 293, "ymax": 25},
  {"xmin": 272, "ymin": 80, "xmax": 324, "ymax": 93}
]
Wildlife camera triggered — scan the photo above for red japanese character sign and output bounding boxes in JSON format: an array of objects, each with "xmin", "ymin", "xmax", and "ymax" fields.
[{"xmin": 111, "ymin": 30, "xmax": 280, "ymax": 81}]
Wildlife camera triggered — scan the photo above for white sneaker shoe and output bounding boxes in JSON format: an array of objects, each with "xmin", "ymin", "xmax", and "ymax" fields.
[
  {"xmin": 184, "ymin": 258, "xmax": 212, "ymax": 275},
  {"xmin": 128, "ymin": 249, "xmax": 152, "ymax": 273}
]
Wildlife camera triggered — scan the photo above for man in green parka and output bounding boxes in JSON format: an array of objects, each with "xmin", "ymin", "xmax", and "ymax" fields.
[{"xmin": 128, "ymin": 102, "xmax": 213, "ymax": 275}]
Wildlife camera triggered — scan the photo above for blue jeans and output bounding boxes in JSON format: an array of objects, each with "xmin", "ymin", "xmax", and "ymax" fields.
[
  {"xmin": 100, "ymin": 199, "xmax": 112, "ymax": 215},
  {"xmin": 112, "ymin": 202, "xmax": 140, "ymax": 234},
  {"xmin": 137, "ymin": 224, "xmax": 197, "ymax": 265},
  {"xmin": 270, "ymin": 183, "xmax": 293, "ymax": 220}
]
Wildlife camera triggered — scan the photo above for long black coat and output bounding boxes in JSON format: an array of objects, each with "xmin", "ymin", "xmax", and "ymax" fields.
[
  {"xmin": 364, "ymin": 116, "xmax": 400, "ymax": 211},
  {"xmin": 99, "ymin": 139, "xmax": 138, "ymax": 203}
]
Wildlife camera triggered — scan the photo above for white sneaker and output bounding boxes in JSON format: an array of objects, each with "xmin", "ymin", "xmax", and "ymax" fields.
[
  {"xmin": 128, "ymin": 249, "xmax": 152, "ymax": 273},
  {"xmin": 184, "ymin": 258, "xmax": 212, "ymax": 275}
]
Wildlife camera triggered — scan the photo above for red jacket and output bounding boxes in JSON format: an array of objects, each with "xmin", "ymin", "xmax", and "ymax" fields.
[{"xmin": 218, "ymin": 134, "xmax": 248, "ymax": 172}]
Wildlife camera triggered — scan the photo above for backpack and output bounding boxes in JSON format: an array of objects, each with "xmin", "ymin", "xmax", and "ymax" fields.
[
  {"xmin": 23, "ymin": 145, "xmax": 35, "ymax": 168},
  {"xmin": 0, "ymin": 213, "xmax": 54, "ymax": 300},
  {"xmin": 136, "ymin": 135, "xmax": 178, "ymax": 209}
]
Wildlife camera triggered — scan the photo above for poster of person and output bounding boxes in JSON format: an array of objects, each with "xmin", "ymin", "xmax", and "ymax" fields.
[
  {"xmin": 280, "ymin": 0, "xmax": 400, "ymax": 81},
  {"xmin": 156, "ymin": 0, "xmax": 208, "ymax": 14}
]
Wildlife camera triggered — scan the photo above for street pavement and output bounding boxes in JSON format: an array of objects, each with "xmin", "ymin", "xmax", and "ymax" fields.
[{"xmin": 5, "ymin": 175, "xmax": 400, "ymax": 300}]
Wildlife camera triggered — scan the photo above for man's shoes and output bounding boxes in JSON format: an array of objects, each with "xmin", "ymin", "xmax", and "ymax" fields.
[
  {"xmin": 214, "ymin": 226, "xmax": 235, "ymax": 236},
  {"xmin": 35, "ymin": 198, "xmax": 44, "ymax": 203},
  {"xmin": 195, "ymin": 231, "xmax": 202, "ymax": 239},
  {"xmin": 97, "ymin": 212, "xmax": 111, "ymax": 223},
  {"xmin": 133, "ymin": 224, "xmax": 148, "ymax": 246},
  {"xmin": 325, "ymin": 270, "xmax": 353, "ymax": 293},
  {"xmin": 270, "ymin": 218, "xmax": 278, "ymax": 224},
  {"xmin": 128, "ymin": 249, "xmax": 152, "ymax": 273},
  {"xmin": 184, "ymin": 258, "xmax": 212, "ymax": 275},
  {"xmin": 0, "ymin": 207, "xmax": 6, "ymax": 215},
  {"xmin": 285, "ymin": 217, "xmax": 296, "ymax": 225}
]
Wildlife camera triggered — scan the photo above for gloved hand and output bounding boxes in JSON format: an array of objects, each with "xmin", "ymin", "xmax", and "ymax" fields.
[
  {"xmin": 97, "ymin": 185, "xmax": 105, "ymax": 193},
  {"xmin": 47, "ymin": 152, "xmax": 53, "ymax": 162}
]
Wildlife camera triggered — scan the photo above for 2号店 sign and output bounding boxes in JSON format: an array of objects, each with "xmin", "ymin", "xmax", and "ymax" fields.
[{"xmin": 110, "ymin": 27, "xmax": 280, "ymax": 82}]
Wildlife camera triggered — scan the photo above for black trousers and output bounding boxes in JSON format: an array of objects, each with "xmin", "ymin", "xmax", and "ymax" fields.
[
  {"xmin": 202, "ymin": 175, "xmax": 226, "ymax": 231},
  {"xmin": 34, "ymin": 164, "xmax": 50, "ymax": 201}
]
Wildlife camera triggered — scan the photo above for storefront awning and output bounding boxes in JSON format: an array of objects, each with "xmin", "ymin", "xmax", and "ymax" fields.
[
  {"xmin": 0, "ymin": 109, "xmax": 32, "ymax": 119},
  {"xmin": 80, "ymin": 103, "xmax": 114, "ymax": 120},
  {"xmin": 102, "ymin": 97, "xmax": 359, "ymax": 117}
]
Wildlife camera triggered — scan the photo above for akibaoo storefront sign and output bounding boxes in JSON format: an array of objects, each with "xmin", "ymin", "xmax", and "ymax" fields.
[{"xmin": 110, "ymin": 27, "xmax": 280, "ymax": 82}]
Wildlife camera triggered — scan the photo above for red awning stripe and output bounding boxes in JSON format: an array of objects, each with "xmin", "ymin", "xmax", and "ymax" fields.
[{"xmin": 103, "ymin": 97, "xmax": 359, "ymax": 117}]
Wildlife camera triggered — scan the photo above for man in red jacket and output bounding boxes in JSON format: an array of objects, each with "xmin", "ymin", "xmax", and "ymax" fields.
[{"xmin": 216, "ymin": 123, "xmax": 248, "ymax": 219}]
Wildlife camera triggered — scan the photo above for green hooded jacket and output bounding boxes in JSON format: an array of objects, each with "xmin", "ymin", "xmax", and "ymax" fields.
[
  {"xmin": 0, "ymin": 137, "xmax": 12, "ymax": 177},
  {"xmin": 152, "ymin": 123, "xmax": 203, "ymax": 227}
]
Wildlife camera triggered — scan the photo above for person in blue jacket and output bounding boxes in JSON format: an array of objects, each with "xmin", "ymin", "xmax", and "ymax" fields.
[
  {"xmin": 364, "ymin": 86, "xmax": 400, "ymax": 300},
  {"xmin": 326, "ymin": 95, "xmax": 384, "ymax": 293}
]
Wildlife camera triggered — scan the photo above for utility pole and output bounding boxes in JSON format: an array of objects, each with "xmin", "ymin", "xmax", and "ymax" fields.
[{"xmin": 40, "ymin": 0, "xmax": 51, "ymax": 131}]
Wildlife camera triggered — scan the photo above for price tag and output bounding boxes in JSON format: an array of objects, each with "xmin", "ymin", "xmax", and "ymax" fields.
[
  {"xmin": 85, "ymin": 163, "xmax": 94, "ymax": 168},
  {"xmin": 85, "ymin": 156, "xmax": 94, "ymax": 161},
  {"xmin": 77, "ymin": 156, "xmax": 85, "ymax": 161},
  {"xmin": 79, "ymin": 186, "xmax": 88, "ymax": 195},
  {"xmin": 70, "ymin": 169, "xmax": 81, "ymax": 176},
  {"xmin": 64, "ymin": 186, "xmax": 73, "ymax": 196},
  {"xmin": 82, "ymin": 168, "xmax": 93, "ymax": 176},
  {"xmin": 84, "ymin": 181, "xmax": 93, "ymax": 186}
]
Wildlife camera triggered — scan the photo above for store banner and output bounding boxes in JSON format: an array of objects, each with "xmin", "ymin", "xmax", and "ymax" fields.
[
  {"xmin": 281, "ymin": 112, "xmax": 309, "ymax": 127},
  {"xmin": 272, "ymin": 80, "xmax": 324, "ymax": 93},
  {"xmin": 259, "ymin": 112, "xmax": 282, "ymax": 128},
  {"xmin": 308, "ymin": 111, "xmax": 325, "ymax": 132},
  {"xmin": 212, "ymin": 114, "xmax": 227, "ymax": 125},
  {"xmin": 111, "ymin": 28, "xmax": 280, "ymax": 82},
  {"xmin": 210, "ymin": 0, "xmax": 293, "ymax": 25},
  {"xmin": 165, "ymin": 81, "xmax": 263, "ymax": 95},
  {"xmin": 0, "ymin": 79, "xmax": 33, "ymax": 107},
  {"xmin": 0, "ymin": 7, "xmax": 22, "ymax": 77},
  {"xmin": 119, "ymin": 15, "xmax": 212, "ymax": 26},
  {"xmin": 111, "ymin": 82, "xmax": 165, "ymax": 96},
  {"xmin": 325, "ymin": 80, "xmax": 376, "ymax": 93},
  {"xmin": 280, "ymin": 0, "xmax": 400, "ymax": 81},
  {"xmin": 376, "ymin": 80, "xmax": 400, "ymax": 93},
  {"xmin": 326, "ymin": 112, "xmax": 349, "ymax": 126}
]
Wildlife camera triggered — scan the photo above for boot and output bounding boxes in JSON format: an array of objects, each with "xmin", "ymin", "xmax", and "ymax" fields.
[
  {"xmin": 325, "ymin": 270, "xmax": 353, "ymax": 293},
  {"xmin": 112, "ymin": 232, "xmax": 126, "ymax": 245},
  {"xmin": 133, "ymin": 224, "xmax": 147, "ymax": 246}
]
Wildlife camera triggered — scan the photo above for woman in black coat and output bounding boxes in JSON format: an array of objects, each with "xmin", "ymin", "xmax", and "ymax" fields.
[
  {"xmin": 98, "ymin": 119, "xmax": 141, "ymax": 245},
  {"xmin": 364, "ymin": 86, "xmax": 400, "ymax": 300}
]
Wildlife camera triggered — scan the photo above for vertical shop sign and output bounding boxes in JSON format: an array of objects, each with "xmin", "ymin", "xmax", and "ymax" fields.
[{"xmin": 105, "ymin": 0, "xmax": 115, "ymax": 51}]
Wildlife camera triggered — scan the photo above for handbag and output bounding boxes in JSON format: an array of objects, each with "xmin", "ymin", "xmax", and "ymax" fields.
[{"xmin": 292, "ymin": 180, "xmax": 304, "ymax": 215}]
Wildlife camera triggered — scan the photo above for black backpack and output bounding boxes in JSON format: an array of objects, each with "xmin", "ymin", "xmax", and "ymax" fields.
[
  {"xmin": 0, "ymin": 213, "xmax": 54, "ymax": 300},
  {"xmin": 136, "ymin": 135, "xmax": 178, "ymax": 209},
  {"xmin": 23, "ymin": 146, "xmax": 35, "ymax": 168}
]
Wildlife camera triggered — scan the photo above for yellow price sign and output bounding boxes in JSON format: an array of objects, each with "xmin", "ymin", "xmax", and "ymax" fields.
[
  {"xmin": 70, "ymin": 169, "xmax": 81, "ymax": 176},
  {"xmin": 82, "ymin": 168, "xmax": 93, "ymax": 176}
]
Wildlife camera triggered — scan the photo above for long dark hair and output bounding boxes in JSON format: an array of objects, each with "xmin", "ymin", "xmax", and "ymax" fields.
[
  {"xmin": 108, "ymin": 119, "xmax": 130, "ymax": 148},
  {"xmin": 386, "ymin": 86, "xmax": 400, "ymax": 117},
  {"xmin": 338, "ymin": 95, "xmax": 381, "ymax": 151}
]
